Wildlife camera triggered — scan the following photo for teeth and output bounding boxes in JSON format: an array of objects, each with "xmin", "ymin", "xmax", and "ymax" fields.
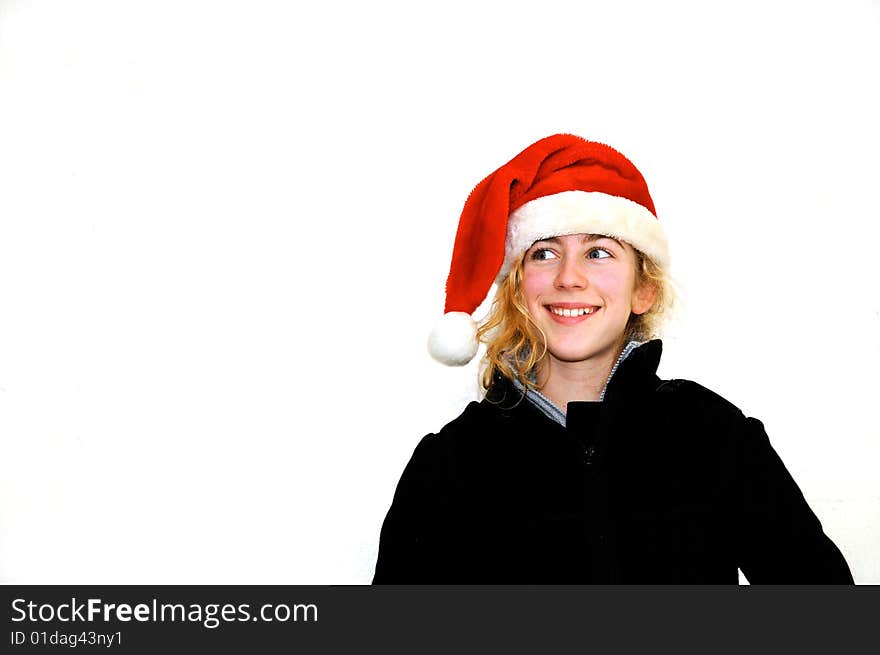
[{"xmin": 550, "ymin": 307, "xmax": 596, "ymax": 317}]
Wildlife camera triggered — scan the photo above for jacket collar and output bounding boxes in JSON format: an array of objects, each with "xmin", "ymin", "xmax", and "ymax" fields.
[
  {"xmin": 602, "ymin": 338, "xmax": 663, "ymax": 404},
  {"xmin": 486, "ymin": 339, "xmax": 664, "ymax": 411}
]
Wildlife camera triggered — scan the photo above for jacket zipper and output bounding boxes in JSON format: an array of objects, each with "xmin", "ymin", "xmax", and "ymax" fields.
[
  {"xmin": 586, "ymin": 343, "xmax": 640, "ymax": 464},
  {"xmin": 585, "ymin": 444, "xmax": 597, "ymax": 465}
]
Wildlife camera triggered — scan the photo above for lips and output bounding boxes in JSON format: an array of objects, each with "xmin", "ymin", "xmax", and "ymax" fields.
[{"xmin": 545, "ymin": 303, "xmax": 600, "ymax": 323}]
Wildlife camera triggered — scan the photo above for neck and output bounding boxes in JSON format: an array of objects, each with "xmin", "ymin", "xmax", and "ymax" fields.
[{"xmin": 536, "ymin": 342, "xmax": 625, "ymax": 410}]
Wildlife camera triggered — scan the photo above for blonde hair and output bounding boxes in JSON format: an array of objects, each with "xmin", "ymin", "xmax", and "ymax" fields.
[{"xmin": 477, "ymin": 247, "xmax": 676, "ymax": 393}]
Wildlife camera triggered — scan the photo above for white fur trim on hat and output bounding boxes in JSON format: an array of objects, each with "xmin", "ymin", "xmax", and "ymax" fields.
[
  {"xmin": 427, "ymin": 311, "xmax": 479, "ymax": 366},
  {"xmin": 498, "ymin": 190, "xmax": 669, "ymax": 281}
]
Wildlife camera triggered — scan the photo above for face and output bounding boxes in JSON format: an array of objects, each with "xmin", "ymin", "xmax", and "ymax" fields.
[{"xmin": 522, "ymin": 233, "xmax": 656, "ymax": 369}]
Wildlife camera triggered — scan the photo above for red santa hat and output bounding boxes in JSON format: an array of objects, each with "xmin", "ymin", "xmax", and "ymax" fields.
[{"xmin": 428, "ymin": 133, "xmax": 669, "ymax": 366}]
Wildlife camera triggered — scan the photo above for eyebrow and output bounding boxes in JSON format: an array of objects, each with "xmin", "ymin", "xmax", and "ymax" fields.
[{"xmin": 533, "ymin": 234, "xmax": 624, "ymax": 248}]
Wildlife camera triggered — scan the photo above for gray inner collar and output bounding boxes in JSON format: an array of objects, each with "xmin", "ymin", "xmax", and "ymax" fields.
[{"xmin": 510, "ymin": 339, "xmax": 644, "ymax": 427}]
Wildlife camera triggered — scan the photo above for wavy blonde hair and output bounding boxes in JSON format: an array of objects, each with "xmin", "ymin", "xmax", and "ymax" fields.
[{"xmin": 477, "ymin": 246, "xmax": 676, "ymax": 393}]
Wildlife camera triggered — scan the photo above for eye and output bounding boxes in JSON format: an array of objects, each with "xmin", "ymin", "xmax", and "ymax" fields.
[
  {"xmin": 587, "ymin": 247, "xmax": 612, "ymax": 260},
  {"xmin": 529, "ymin": 247, "xmax": 558, "ymax": 261}
]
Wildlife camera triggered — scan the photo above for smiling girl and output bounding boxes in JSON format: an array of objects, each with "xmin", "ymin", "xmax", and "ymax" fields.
[{"xmin": 373, "ymin": 134, "xmax": 852, "ymax": 584}]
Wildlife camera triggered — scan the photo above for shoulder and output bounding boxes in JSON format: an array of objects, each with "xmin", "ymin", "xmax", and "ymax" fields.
[
  {"xmin": 406, "ymin": 392, "xmax": 527, "ymax": 471},
  {"xmin": 655, "ymin": 377, "xmax": 747, "ymax": 418},
  {"xmin": 421, "ymin": 397, "xmax": 511, "ymax": 449},
  {"xmin": 405, "ymin": 400, "xmax": 490, "ymax": 452},
  {"xmin": 650, "ymin": 377, "xmax": 767, "ymax": 450}
]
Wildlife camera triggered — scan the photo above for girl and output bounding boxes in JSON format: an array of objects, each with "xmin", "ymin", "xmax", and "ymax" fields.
[{"xmin": 373, "ymin": 134, "xmax": 852, "ymax": 583}]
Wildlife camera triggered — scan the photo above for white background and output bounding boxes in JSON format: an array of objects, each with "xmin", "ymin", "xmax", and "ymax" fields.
[{"xmin": 0, "ymin": 0, "xmax": 877, "ymax": 583}]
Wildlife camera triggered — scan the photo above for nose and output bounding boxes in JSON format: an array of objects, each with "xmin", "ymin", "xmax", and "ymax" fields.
[{"xmin": 554, "ymin": 254, "xmax": 587, "ymax": 290}]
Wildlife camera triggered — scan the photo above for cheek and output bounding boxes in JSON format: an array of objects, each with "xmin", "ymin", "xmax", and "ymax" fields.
[
  {"xmin": 521, "ymin": 269, "xmax": 548, "ymax": 308},
  {"xmin": 592, "ymin": 269, "xmax": 635, "ymax": 303}
]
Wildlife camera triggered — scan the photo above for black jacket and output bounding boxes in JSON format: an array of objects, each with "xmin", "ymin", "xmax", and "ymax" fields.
[{"xmin": 373, "ymin": 340, "xmax": 853, "ymax": 583}]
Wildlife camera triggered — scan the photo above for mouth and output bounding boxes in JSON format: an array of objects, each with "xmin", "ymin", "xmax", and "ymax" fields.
[{"xmin": 545, "ymin": 304, "xmax": 600, "ymax": 323}]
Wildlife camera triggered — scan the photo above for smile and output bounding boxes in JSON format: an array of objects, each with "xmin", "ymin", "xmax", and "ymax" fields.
[
  {"xmin": 548, "ymin": 306, "xmax": 597, "ymax": 317},
  {"xmin": 544, "ymin": 304, "xmax": 600, "ymax": 324}
]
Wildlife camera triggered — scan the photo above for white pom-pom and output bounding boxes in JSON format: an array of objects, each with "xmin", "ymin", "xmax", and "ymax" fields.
[{"xmin": 427, "ymin": 311, "xmax": 478, "ymax": 366}]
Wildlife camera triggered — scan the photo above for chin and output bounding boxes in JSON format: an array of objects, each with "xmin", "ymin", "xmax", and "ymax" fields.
[
  {"xmin": 547, "ymin": 346, "xmax": 605, "ymax": 363},
  {"xmin": 545, "ymin": 336, "xmax": 621, "ymax": 364}
]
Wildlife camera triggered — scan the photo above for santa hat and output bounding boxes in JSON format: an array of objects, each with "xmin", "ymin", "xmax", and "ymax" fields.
[{"xmin": 427, "ymin": 133, "xmax": 669, "ymax": 366}]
